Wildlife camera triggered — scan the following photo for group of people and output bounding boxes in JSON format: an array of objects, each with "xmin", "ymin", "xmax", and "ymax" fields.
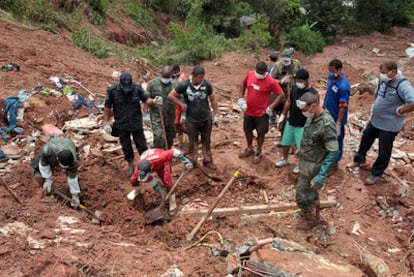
[
  {"xmin": 31, "ymin": 53, "xmax": 414, "ymax": 232},
  {"xmin": 237, "ymin": 52, "xmax": 414, "ymax": 230}
]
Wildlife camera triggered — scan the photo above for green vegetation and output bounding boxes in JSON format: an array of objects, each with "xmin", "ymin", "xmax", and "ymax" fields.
[
  {"xmin": 1, "ymin": 0, "xmax": 413, "ymax": 63},
  {"xmin": 72, "ymin": 27, "xmax": 110, "ymax": 58}
]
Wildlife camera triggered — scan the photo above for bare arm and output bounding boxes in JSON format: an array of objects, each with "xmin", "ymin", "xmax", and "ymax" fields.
[
  {"xmin": 168, "ymin": 89, "xmax": 187, "ymax": 111},
  {"xmin": 239, "ymin": 84, "xmax": 247, "ymax": 99},
  {"xmin": 269, "ymin": 93, "xmax": 285, "ymax": 110},
  {"xmin": 104, "ymin": 106, "xmax": 113, "ymax": 122},
  {"xmin": 209, "ymin": 93, "xmax": 219, "ymax": 116}
]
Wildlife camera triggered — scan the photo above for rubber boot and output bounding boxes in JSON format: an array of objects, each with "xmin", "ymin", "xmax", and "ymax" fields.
[
  {"xmin": 202, "ymin": 144, "xmax": 216, "ymax": 170},
  {"xmin": 127, "ymin": 160, "xmax": 134, "ymax": 177},
  {"xmin": 297, "ymin": 210, "xmax": 318, "ymax": 231}
]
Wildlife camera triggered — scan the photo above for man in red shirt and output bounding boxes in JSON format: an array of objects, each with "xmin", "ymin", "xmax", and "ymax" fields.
[
  {"xmin": 130, "ymin": 147, "xmax": 193, "ymax": 207},
  {"xmin": 238, "ymin": 61, "xmax": 284, "ymax": 164}
]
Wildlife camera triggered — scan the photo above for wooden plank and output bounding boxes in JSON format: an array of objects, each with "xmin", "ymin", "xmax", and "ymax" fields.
[{"xmin": 179, "ymin": 200, "xmax": 336, "ymax": 217}]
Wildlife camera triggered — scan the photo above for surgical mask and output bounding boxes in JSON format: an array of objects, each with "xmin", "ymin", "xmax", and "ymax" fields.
[
  {"xmin": 379, "ymin": 73, "xmax": 391, "ymax": 82},
  {"xmin": 161, "ymin": 78, "xmax": 171, "ymax": 84},
  {"xmin": 282, "ymin": 60, "xmax": 291, "ymax": 66},
  {"xmin": 296, "ymin": 82, "xmax": 305, "ymax": 89},
  {"xmin": 302, "ymin": 111, "xmax": 314, "ymax": 118},
  {"xmin": 59, "ymin": 163, "xmax": 69, "ymax": 169},
  {"xmin": 328, "ymin": 72, "xmax": 337, "ymax": 79},
  {"xmin": 255, "ymin": 72, "xmax": 267, "ymax": 79}
]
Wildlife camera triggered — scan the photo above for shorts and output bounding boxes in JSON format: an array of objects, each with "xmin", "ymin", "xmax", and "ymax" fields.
[
  {"xmin": 243, "ymin": 114, "xmax": 269, "ymax": 135},
  {"xmin": 281, "ymin": 121, "xmax": 304, "ymax": 149}
]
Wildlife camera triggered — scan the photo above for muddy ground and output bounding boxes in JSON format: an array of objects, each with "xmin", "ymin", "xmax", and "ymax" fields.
[{"xmin": 1, "ymin": 18, "xmax": 414, "ymax": 276}]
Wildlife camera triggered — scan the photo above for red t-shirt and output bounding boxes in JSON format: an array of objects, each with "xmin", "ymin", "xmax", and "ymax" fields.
[
  {"xmin": 131, "ymin": 148, "xmax": 174, "ymax": 187},
  {"xmin": 242, "ymin": 71, "xmax": 283, "ymax": 117}
]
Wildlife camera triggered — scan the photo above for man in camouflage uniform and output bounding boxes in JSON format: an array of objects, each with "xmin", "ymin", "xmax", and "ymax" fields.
[
  {"xmin": 296, "ymin": 92, "xmax": 338, "ymax": 231},
  {"xmin": 32, "ymin": 137, "xmax": 81, "ymax": 208},
  {"xmin": 146, "ymin": 66, "xmax": 177, "ymax": 149},
  {"xmin": 270, "ymin": 48, "xmax": 303, "ymax": 127}
]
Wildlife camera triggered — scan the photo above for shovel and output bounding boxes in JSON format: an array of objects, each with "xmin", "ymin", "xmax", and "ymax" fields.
[
  {"xmin": 158, "ymin": 105, "xmax": 169, "ymax": 150},
  {"xmin": 145, "ymin": 168, "xmax": 189, "ymax": 224},
  {"xmin": 53, "ymin": 189, "xmax": 103, "ymax": 224}
]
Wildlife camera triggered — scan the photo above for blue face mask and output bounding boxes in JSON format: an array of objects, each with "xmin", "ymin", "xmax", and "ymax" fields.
[{"xmin": 328, "ymin": 72, "xmax": 337, "ymax": 80}]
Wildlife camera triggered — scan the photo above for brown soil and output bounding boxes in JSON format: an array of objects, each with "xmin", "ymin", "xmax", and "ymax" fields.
[{"xmin": 1, "ymin": 17, "xmax": 414, "ymax": 276}]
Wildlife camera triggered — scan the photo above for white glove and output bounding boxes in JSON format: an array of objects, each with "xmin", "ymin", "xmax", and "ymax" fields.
[
  {"xmin": 281, "ymin": 75, "xmax": 291, "ymax": 85},
  {"xmin": 71, "ymin": 194, "xmax": 80, "ymax": 208},
  {"xmin": 278, "ymin": 114, "xmax": 286, "ymax": 123},
  {"xmin": 185, "ymin": 162, "xmax": 193, "ymax": 171},
  {"xmin": 265, "ymin": 106, "xmax": 273, "ymax": 117},
  {"xmin": 43, "ymin": 178, "xmax": 53, "ymax": 194},
  {"xmin": 154, "ymin": 96, "xmax": 163, "ymax": 106},
  {"xmin": 370, "ymin": 104, "xmax": 374, "ymax": 115},
  {"xmin": 336, "ymin": 123, "xmax": 341, "ymax": 136},
  {"xmin": 103, "ymin": 122, "xmax": 112, "ymax": 134},
  {"xmin": 237, "ymin": 98, "xmax": 247, "ymax": 112},
  {"xmin": 396, "ymin": 105, "xmax": 404, "ymax": 116},
  {"xmin": 213, "ymin": 114, "xmax": 220, "ymax": 125}
]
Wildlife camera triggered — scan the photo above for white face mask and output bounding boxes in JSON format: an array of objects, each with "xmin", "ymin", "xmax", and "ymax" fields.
[
  {"xmin": 161, "ymin": 78, "xmax": 171, "ymax": 84},
  {"xmin": 302, "ymin": 111, "xmax": 314, "ymax": 118},
  {"xmin": 255, "ymin": 72, "xmax": 267, "ymax": 79},
  {"xmin": 296, "ymin": 82, "xmax": 305, "ymax": 89},
  {"xmin": 283, "ymin": 60, "xmax": 291, "ymax": 66},
  {"xmin": 379, "ymin": 73, "xmax": 390, "ymax": 82}
]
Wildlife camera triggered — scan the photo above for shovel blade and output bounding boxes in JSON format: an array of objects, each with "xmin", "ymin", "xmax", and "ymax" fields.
[{"xmin": 145, "ymin": 205, "xmax": 168, "ymax": 224}]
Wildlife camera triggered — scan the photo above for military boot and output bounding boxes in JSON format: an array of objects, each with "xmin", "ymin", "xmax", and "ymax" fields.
[
  {"xmin": 296, "ymin": 209, "xmax": 319, "ymax": 231},
  {"xmin": 202, "ymin": 144, "xmax": 216, "ymax": 170}
]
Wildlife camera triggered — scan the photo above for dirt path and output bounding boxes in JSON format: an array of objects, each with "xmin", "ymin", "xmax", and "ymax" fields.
[{"xmin": 1, "ymin": 19, "xmax": 414, "ymax": 276}]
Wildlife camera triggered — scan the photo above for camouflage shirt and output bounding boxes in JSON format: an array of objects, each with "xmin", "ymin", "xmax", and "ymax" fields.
[
  {"xmin": 146, "ymin": 77, "xmax": 177, "ymax": 116},
  {"xmin": 270, "ymin": 59, "xmax": 303, "ymax": 81},
  {"xmin": 299, "ymin": 110, "xmax": 338, "ymax": 177},
  {"xmin": 40, "ymin": 138, "xmax": 78, "ymax": 178}
]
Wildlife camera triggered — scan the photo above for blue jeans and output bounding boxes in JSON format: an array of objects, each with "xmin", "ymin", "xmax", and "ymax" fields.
[{"xmin": 353, "ymin": 122, "xmax": 398, "ymax": 177}]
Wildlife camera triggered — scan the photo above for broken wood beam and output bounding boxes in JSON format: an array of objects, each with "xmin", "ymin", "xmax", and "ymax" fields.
[
  {"xmin": 179, "ymin": 200, "xmax": 336, "ymax": 217},
  {"xmin": 0, "ymin": 176, "xmax": 22, "ymax": 204}
]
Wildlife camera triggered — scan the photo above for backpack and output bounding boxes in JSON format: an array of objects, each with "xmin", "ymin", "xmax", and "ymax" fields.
[{"xmin": 376, "ymin": 78, "xmax": 407, "ymax": 103}]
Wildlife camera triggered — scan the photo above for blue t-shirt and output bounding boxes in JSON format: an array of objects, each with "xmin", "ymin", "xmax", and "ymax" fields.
[{"xmin": 323, "ymin": 74, "xmax": 350, "ymax": 125}]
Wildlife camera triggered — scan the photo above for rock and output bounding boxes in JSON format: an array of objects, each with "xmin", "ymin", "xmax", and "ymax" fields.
[
  {"xmin": 102, "ymin": 133, "xmax": 118, "ymax": 142},
  {"xmin": 1, "ymin": 143, "xmax": 20, "ymax": 155},
  {"xmin": 39, "ymin": 230, "xmax": 56, "ymax": 239},
  {"xmin": 392, "ymin": 149, "xmax": 406, "ymax": 159},
  {"xmin": 408, "ymin": 153, "xmax": 414, "ymax": 161},
  {"xmin": 41, "ymin": 124, "xmax": 63, "ymax": 136}
]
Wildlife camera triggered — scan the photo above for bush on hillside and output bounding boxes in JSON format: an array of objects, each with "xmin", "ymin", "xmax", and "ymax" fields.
[
  {"xmin": 72, "ymin": 27, "xmax": 110, "ymax": 58},
  {"xmin": 281, "ymin": 23, "xmax": 325, "ymax": 55}
]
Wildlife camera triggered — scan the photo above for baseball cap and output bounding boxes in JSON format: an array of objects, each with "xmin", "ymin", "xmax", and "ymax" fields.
[{"xmin": 138, "ymin": 159, "xmax": 152, "ymax": 182}]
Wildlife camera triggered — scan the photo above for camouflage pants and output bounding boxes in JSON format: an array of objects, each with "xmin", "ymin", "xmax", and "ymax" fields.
[
  {"xmin": 295, "ymin": 174, "xmax": 319, "ymax": 212},
  {"xmin": 150, "ymin": 106, "xmax": 175, "ymax": 149}
]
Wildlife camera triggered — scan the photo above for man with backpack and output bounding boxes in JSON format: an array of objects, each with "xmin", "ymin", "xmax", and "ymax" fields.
[{"xmin": 348, "ymin": 61, "xmax": 414, "ymax": 185}]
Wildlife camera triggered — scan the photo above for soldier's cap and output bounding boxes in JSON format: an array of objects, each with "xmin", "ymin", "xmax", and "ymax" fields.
[
  {"xmin": 280, "ymin": 47, "xmax": 294, "ymax": 61},
  {"xmin": 138, "ymin": 159, "xmax": 152, "ymax": 182},
  {"xmin": 297, "ymin": 92, "xmax": 318, "ymax": 109}
]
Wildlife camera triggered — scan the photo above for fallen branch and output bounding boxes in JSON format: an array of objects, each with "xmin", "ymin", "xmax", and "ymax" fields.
[
  {"xmin": 179, "ymin": 200, "xmax": 336, "ymax": 217},
  {"xmin": 0, "ymin": 176, "xmax": 22, "ymax": 204}
]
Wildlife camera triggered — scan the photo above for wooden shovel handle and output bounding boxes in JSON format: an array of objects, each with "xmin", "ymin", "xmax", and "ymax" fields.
[{"xmin": 186, "ymin": 171, "xmax": 240, "ymax": 241}]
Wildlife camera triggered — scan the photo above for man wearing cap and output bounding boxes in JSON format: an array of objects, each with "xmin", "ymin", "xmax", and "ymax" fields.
[
  {"xmin": 275, "ymin": 69, "xmax": 319, "ymax": 173},
  {"xmin": 168, "ymin": 65, "xmax": 220, "ymax": 170},
  {"xmin": 146, "ymin": 66, "xmax": 177, "ymax": 149},
  {"xmin": 295, "ymin": 92, "xmax": 338, "ymax": 231},
  {"xmin": 238, "ymin": 61, "xmax": 284, "ymax": 164},
  {"xmin": 267, "ymin": 52, "xmax": 278, "ymax": 74},
  {"xmin": 323, "ymin": 59, "xmax": 350, "ymax": 173},
  {"xmin": 103, "ymin": 72, "xmax": 162, "ymax": 176},
  {"xmin": 31, "ymin": 137, "xmax": 81, "ymax": 208},
  {"xmin": 129, "ymin": 147, "xmax": 193, "ymax": 209},
  {"xmin": 270, "ymin": 48, "xmax": 303, "ymax": 128}
]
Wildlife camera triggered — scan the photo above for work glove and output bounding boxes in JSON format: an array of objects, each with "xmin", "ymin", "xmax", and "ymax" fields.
[
  {"xmin": 213, "ymin": 114, "xmax": 220, "ymax": 126},
  {"xmin": 278, "ymin": 114, "xmax": 286, "ymax": 124},
  {"xmin": 265, "ymin": 106, "xmax": 273, "ymax": 117},
  {"xmin": 281, "ymin": 75, "xmax": 291, "ymax": 85},
  {"xmin": 310, "ymin": 175, "xmax": 325, "ymax": 192},
  {"xmin": 396, "ymin": 105, "xmax": 404, "ymax": 116},
  {"xmin": 336, "ymin": 123, "xmax": 341, "ymax": 136},
  {"xmin": 127, "ymin": 186, "xmax": 141, "ymax": 200},
  {"xmin": 103, "ymin": 122, "xmax": 112, "ymax": 134},
  {"xmin": 154, "ymin": 96, "xmax": 163, "ymax": 106},
  {"xmin": 185, "ymin": 161, "xmax": 194, "ymax": 171},
  {"xmin": 237, "ymin": 98, "xmax": 247, "ymax": 112},
  {"xmin": 43, "ymin": 178, "xmax": 53, "ymax": 195},
  {"xmin": 70, "ymin": 194, "xmax": 80, "ymax": 208}
]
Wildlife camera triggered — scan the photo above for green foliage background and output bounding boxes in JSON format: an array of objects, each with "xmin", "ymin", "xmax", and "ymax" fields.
[{"xmin": 0, "ymin": 0, "xmax": 413, "ymax": 63}]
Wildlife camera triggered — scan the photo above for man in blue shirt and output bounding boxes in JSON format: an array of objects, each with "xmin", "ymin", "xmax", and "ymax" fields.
[{"xmin": 323, "ymin": 59, "xmax": 350, "ymax": 172}]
